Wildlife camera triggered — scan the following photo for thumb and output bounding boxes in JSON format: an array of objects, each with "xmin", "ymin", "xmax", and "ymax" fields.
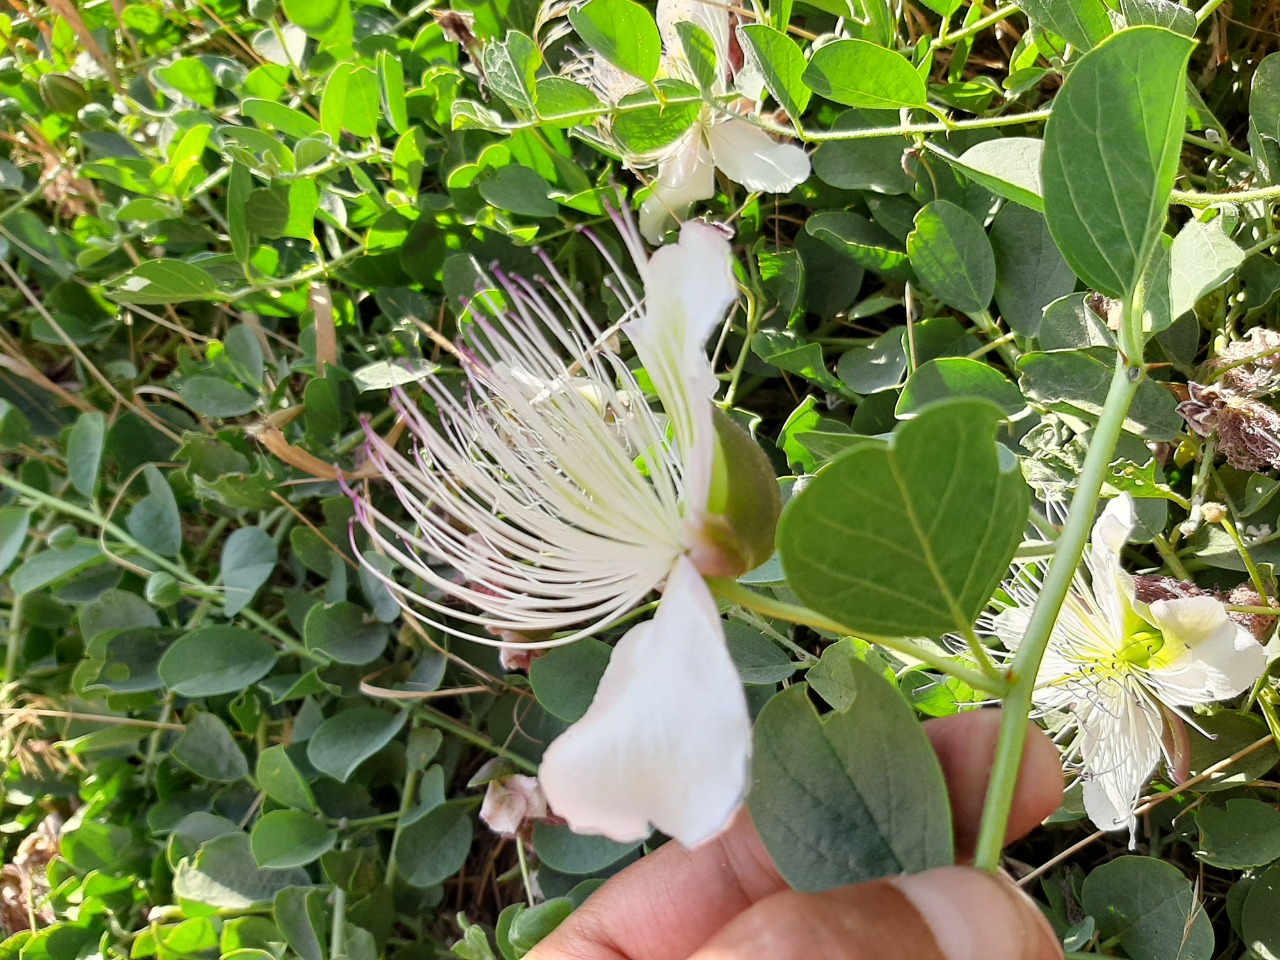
[{"xmin": 685, "ymin": 866, "xmax": 1063, "ymax": 960}]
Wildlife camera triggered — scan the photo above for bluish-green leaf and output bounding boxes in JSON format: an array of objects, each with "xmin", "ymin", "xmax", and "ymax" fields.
[
  {"xmin": 802, "ymin": 39, "xmax": 926, "ymax": 109},
  {"xmin": 307, "ymin": 708, "xmax": 406, "ymax": 782},
  {"xmin": 907, "ymin": 200, "xmax": 996, "ymax": 314},
  {"xmin": 125, "ymin": 464, "xmax": 183, "ymax": 558},
  {"xmin": 67, "ymin": 411, "xmax": 105, "ymax": 498},
  {"xmin": 221, "ymin": 527, "xmax": 277, "ymax": 617},
  {"xmin": 778, "ymin": 400, "xmax": 1029, "ymax": 637},
  {"xmin": 1042, "ymin": 27, "xmax": 1194, "ymax": 299},
  {"xmin": 569, "ymin": 0, "xmax": 661, "ymax": 82},
  {"xmin": 159, "ymin": 626, "xmax": 278, "ymax": 696},
  {"xmin": 1081, "ymin": 857, "xmax": 1214, "ymax": 960},
  {"xmin": 250, "ymin": 811, "xmax": 335, "ymax": 868},
  {"xmin": 748, "ymin": 661, "xmax": 953, "ymax": 892}
]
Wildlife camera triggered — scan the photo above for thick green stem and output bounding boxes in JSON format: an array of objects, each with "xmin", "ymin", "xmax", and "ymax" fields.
[
  {"xmin": 708, "ymin": 578, "xmax": 1008, "ymax": 695},
  {"xmin": 971, "ymin": 353, "xmax": 1143, "ymax": 872}
]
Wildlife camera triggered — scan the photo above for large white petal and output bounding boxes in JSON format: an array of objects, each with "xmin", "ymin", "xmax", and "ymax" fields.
[
  {"xmin": 639, "ymin": 131, "xmax": 716, "ymax": 244},
  {"xmin": 627, "ymin": 219, "xmax": 735, "ymax": 508},
  {"xmin": 706, "ymin": 117, "xmax": 810, "ymax": 194},
  {"xmin": 1086, "ymin": 495, "xmax": 1141, "ymax": 647},
  {"xmin": 537, "ymin": 557, "xmax": 751, "ymax": 847},
  {"xmin": 1147, "ymin": 596, "xmax": 1266, "ymax": 704},
  {"xmin": 1076, "ymin": 680, "xmax": 1163, "ymax": 837}
]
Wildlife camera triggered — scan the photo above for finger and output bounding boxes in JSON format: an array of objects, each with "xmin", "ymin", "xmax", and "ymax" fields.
[
  {"xmin": 526, "ymin": 710, "xmax": 1064, "ymax": 960},
  {"xmin": 686, "ymin": 866, "xmax": 1063, "ymax": 960},
  {"xmin": 923, "ymin": 711, "xmax": 1065, "ymax": 860}
]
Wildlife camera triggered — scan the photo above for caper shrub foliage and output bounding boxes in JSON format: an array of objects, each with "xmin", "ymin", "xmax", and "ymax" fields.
[{"xmin": 6, "ymin": 0, "xmax": 1280, "ymax": 957}]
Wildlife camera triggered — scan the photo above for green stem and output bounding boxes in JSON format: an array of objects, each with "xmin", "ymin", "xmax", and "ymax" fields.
[
  {"xmin": 1194, "ymin": 0, "xmax": 1228, "ymax": 23},
  {"xmin": 708, "ymin": 579, "xmax": 1007, "ymax": 695},
  {"xmin": 971, "ymin": 352, "xmax": 1143, "ymax": 873},
  {"xmin": 1183, "ymin": 132, "xmax": 1254, "ymax": 167},
  {"xmin": 935, "ymin": 3, "xmax": 1019, "ymax": 48},
  {"xmin": 1170, "ymin": 182, "xmax": 1280, "ymax": 207},
  {"xmin": 414, "ymin": 705, "xmax": 538, "ymax": 774},
  {"xmin": 1219, "ymin": 517, "xmax": 1272, "ymax": 604}
]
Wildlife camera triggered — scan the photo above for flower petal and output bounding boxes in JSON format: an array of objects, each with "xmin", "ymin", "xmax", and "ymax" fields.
[
  {"xmin": 1147, "ymin": 596, "xmax": 1266, "ymax": 704},
  {"xmin": 627, "ymin": 218, "xmax": 736, "ymax": 507},
  {"xmin": 1076, "ymin": 679, "xmax": 1163, "ymax": 837},
  {"xmin": 537, "ymin": 557, "xmax": 751, "ymax": 846},
  {"xmin": 706, "ymin": 117, "xmax": 811, "ymax": 194},
  {"xmin": 639, "ymin": 131, "xmax": 717, "ymax": 244},
  {"xmin": 1085, "ymin": 494, "xmax": 1143, "ymax": 647}
]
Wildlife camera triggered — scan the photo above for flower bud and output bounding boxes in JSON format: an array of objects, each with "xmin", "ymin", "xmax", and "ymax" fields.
[
  {"xmin": 687, "ymin": 408, "xmax": 780, "ymax": 578},
  {"xmin": 145, "ymin": 572, "xmax": 181, "ymax": 607},
  {"xmin": 46, "ymin": 524, "xmax": 77, "ymax": 550},
  {"xmin": 38, "ymin": 73, "xmax": 89, "ymax": 115}
]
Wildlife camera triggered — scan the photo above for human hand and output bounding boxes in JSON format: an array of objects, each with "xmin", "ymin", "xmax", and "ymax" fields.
[{"xmin": 525, "ymin": 709, "xmax": 1065, "ymax": 960}]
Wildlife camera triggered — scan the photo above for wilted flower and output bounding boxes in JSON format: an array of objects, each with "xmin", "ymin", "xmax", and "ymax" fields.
[
  {"xmin": 575, "ymin": 0, "xmax": 809, "ymax": 242},
  {"xmin": 480, "ymin": 773, "xmax": 552, "ymax": 838},
  {"xmin": 347, "ymin": 218, "xmax": 779, "ymax": 847},
  {"xmin": 1176, "ymin": 381, "xmax": 1280, "ymax": 472},
  {"xmin": 987, "ymin": 494, "xmax": 1266, "ymax": 838}
]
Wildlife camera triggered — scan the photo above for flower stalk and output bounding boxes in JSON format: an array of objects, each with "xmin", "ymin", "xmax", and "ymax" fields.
[{"xmin": 972, "ymin": 350, "xmax": 1144, "ymax": 872}]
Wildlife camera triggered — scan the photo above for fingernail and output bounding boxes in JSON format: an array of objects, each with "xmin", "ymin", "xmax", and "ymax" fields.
[{"xmin": 892, "ymin": 866, "xmax": 1063, "ymax": 960}]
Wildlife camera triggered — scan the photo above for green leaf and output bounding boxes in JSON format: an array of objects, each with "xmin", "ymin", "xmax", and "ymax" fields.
[
  {"xmin": 107, "ymin": 259, "xmax": 223, "ymax": 305},
  {"xmin": 159, "ymin": 626, "xmax": 278, "ymax": 696},
  {"xmin": 1185, "ymin": 712, "xmax": 1280, "ymax": 792},
  {"xmin": 477, "ymin": 165, "xmax": 558, "ymax": 218},
  {"xmin": 320, "ymin": 64, "xmax": 381, "ymax": 140},
  {"xmin": 307, "ymin": 708, "xmax": 406, "ymax": 782},
  {"xmin": 10, "ymin": 543, "xmax": 105, "ymax": 595},
  {"xmin": 1014, "ymin": 0, "xmax": 1112, "ymax": 49},
  {"xmin": 837, "ymin": 330, "xmax": 907, "ymax": 394},
  {"xmin": 531, "ymin": 823, "xmax": 639, "ymax": 874},
  {"xmin": 377, "ymin": 50, "xmax": 408, "ymax": 134},
  {"xmin": 153, "ymin": 57, "xmax": 218, "ymax": 107},
  {"xmin": 747, "ymin": 662, "xmax": 953, "ymax": 892},
  {"xmin": 1243, "ymin": 861, "xmax": 1280, "ymax": 960},
  {"xmin": 1042, "ymin": 27, "xmax": 1195, "ymax": 299},
  {"xmin": 612, "ymin": 81, "xmax": 701, "ymax": 154},
  {"xmin": 281, "ymin": 0, "xmax": 352, "ymax": 43},
  {"xmin": 395, "ymin": 800, "xmax": 474, "ymax": 888},
  {"xmin": 1080, "ymin": 857, "xmax": 1214, "ymax": 960},
  {"xmin": 227, "ymin": 163, "xmax": 251, "ymax": 263},
  {"xmin": 0, "ymin": 507, "xmax": 30, "ymax": 576},
  {"xmin": 947, "ymin": 137, "xmax": 1044, "ymax": 212},
  {"xmin": 173, "ymin": 712, "xmax": 250, "ymax": 783},
  {"xmin": 897, "ymin": 358, "xmax": 1024, "ymax": 417},
  {"xmin": 801, "ymin": 39, "xmax": 926, "ymax": 110},
  {"xmin": 303, "ymin": 601, "xmax": 388, "ymax": 665},
  {"xmin": 1195, "ymin": 799, "xmax": 1280, "ymax": 870},
  {"xmin": 1169, "ymin": 218, "xmax": 1245, "ymax": 320},
  {"xmin": 738, "ymin": 24, "xmax": 811, "ymax": 119},
  {"xmin": 990, "ymin": 203, "xmax": 1077, "ymax": 337},
  {"xmin": 483, "ymin": 31, "xmax": 540, "ymax": 116},
  {"xmin": 674, "ymin": 22, "xmax": 717, "ymax": 90},
  {"xmin": 173, "ymin": 833, "xmax": 309, "ymax": 909},
  {"xmin": 806, "ymin": 211, "xmax": 910, "ymax": 277},
  {"xmin": 250, "ymin": 811, "xmax": 335, "ymax": 868},
  {"xmin": 534, "ymin": 78, "xmax": 604, "ymax": 125},
  {"xmin": 529, "ymin": 638, "xmax": 611, "ymax": 723},
  {"xmin": 907, "ymin": 200, "xmax": 996, "ymax": 314},
  {"xmin": 221, "ymin": 527, "xmax": 277, "ymax": 617},
  {"xmin": 751, "ymin": 330, "xmax": 847, "ymax": 394},
  {"xmin": 1119, "ymin": 0, "xmax": 1195, "ymax": 35},
  {"xmin": 67, "ymin": 411, "xmax": 105, "ymax": 498},
  {"xmin": 256, "ymin": 744, "xmax": 318, "ymax": 812},
  {"xmin": 569, "ymin": 0, "xmax": 661, "ymax": 82},
  {"xmin": 1017, "ymin": 349, "xmax": 1184, "ymax": 440},
  {"xmin": 179, "ymin": 376, "xmax": 259, "ymax": 418},
  {"xmin": 125, "ymin": 464, "xmax": 182, "ymax": 558},
  {"xmin": 241, "ymin": 99, "xmax": 323, "ymax": 140},
  {"xmin": 274, "ymin": 887, "xmax": 327, "ymax": 960},
  {"xmin": 724, "ymin": 622, "xmax": 795, "ymax": 684},
  {"xmin": 777, "ymin": 399, "xmax": 1029, "ymax": 637}
]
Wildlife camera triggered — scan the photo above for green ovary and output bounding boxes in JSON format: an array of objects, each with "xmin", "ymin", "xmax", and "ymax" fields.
[{"xmin": 1117, "ymin": 628, "xmax": 1165, "ymax": 668}]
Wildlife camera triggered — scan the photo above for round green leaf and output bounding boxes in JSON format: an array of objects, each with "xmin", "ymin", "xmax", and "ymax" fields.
[
  {"xmin": 748, "ymin": 659, "xmax": 953, "ymax": 892},
  {"xmin": 172, "ymin": 712, "xmax": 249, "ymax": 783},
  {"xmin": 1080, "ymin": 856, "xmax": 1214, "ymax": 960},
  {"xmin": 907, "ymin": 200, "xmax": 996, "ymax": 315},
  {"xmin": 159, "ymin": 626, "xmax": 277, "ymax": 696},
  {"xmin": 532, "ymin": 823, "xmax": 639, "ymax": 875},
  {"xmin": 394, "ymin": 800, "xmax": 474, "ymax": 888},
  {"xmin": 897, "ymin": 358, "xmax": 1024, "ymax": 418},
  {"xmin": 529, "ymin": 639, "xmax": 611, "ymax": 723},
  {"xmin": 304, "ymin": 601, "xmax": 388, "ymax": 665},
  {"xmin": 801, "ymin": 39, "xmax": 926, "ymax": 110},
  {"xmin": 255, "ymin": 744, "xmax": 317, "ymax": 812},
  {"xmin": 778, "ymin": 400, "xmax": 1029, "ymax": 638},
  {"xmin": 306, "ymin": 707, "xmax": 406, "ymax": 782},
  {"xmin": 250, "ymin": 810, "xmax": 335, "ymax": 868},
  {"xmin": 1195, "ymin": 798, "xmax": 1280, "ymax": 870}
]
